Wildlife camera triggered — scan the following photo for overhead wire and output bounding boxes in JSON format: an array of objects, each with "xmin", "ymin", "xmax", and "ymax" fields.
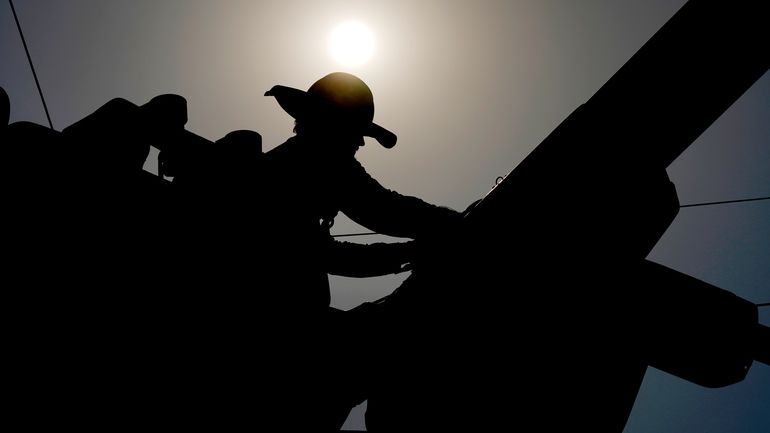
[
  {"xmin": 9, "ymin": 0, "xmax": 54, "ymax": 130},
  {"xmin": 679, "ymin": 196, "xmax": 770, "ymax": 208}
]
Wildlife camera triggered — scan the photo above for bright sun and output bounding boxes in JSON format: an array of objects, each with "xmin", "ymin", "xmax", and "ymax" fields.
[{"xmin": 329, "ymin": 21, "xmax": 376, "ymax": 68}]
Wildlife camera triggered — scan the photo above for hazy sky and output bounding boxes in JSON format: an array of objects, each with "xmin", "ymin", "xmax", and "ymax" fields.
[{"xmin": 2, "ymin": 1, "xmax": 767, "ymax": 431}]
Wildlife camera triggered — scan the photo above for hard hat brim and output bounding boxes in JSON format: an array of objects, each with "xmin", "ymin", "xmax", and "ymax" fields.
[{"xmin": 265, "ymin": 84, "xmax": 397, "ymax": 148}]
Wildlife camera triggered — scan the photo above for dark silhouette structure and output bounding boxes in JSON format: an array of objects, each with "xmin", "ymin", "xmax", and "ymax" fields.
[
  {"xmin": 363, "ymin": 0, "xmax": 770, "ymax": 431},
  {"xmin": 2, "ymin": 0, "xmax": 768, "ymax": 431},
  {"xmin": 2, "ymin": 89, "xmax": 271, "ymax": 428}
]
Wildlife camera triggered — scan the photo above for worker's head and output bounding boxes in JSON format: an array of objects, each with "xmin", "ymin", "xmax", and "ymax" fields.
[{"xmin": 265, "ymin": 72, "xmax": 396, "ymax": 155}]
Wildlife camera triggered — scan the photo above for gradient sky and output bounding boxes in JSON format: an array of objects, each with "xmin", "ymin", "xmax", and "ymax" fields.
[{"xmin": 2, "ymin": 1, "xmax": 767, "ymax": 431}]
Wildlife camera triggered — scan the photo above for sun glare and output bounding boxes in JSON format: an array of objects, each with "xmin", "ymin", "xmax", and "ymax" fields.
[{"xmin": 329, "ymin": 21, "xmax": 376, "ymax": 68}]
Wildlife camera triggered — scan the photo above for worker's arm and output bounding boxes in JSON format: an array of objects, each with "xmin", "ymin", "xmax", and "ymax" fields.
[{"xmin": 340, "ymin": 160, "xmax": 462, "ymax": 239}]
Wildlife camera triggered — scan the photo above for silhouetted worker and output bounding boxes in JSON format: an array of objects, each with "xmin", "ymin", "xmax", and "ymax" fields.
[
  {"xmin": 263, "ymin": 72, "xmax": 459, "ymax": 307},
  {"xmin": 260, "ymin": 72, "xmax": 461, "ymax": 429}
]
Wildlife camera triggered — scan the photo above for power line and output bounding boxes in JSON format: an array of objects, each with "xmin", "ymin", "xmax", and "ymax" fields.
[
  {"xmin": 9, "ymin": 0, "xmax": 54, "ymax": 130},
  {"xmin": 332, "ymin": 231, "xmax": 377, "ymax": 238},
  {"xmin": 680, "ymin": 196, "xmax": 770, "ymax": 208}
]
